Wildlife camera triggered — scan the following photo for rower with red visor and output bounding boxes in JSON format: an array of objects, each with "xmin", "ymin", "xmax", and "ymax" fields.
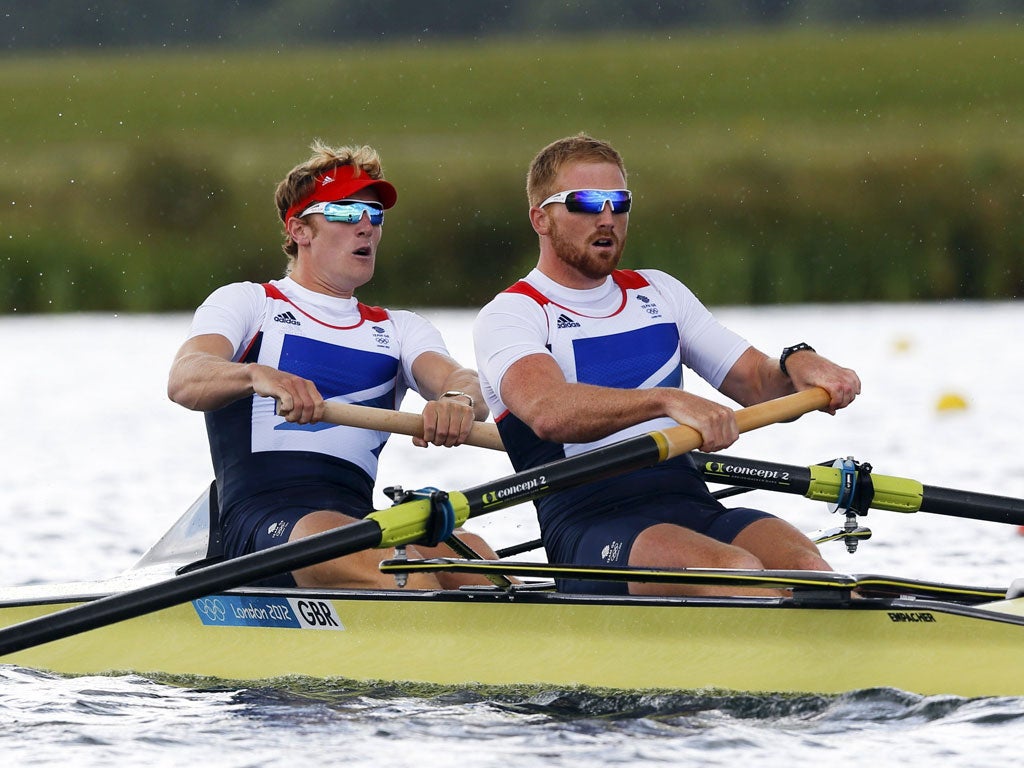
[{"xmin": 169, "ymin": 140, "xmax": 504, "ymax": 590}]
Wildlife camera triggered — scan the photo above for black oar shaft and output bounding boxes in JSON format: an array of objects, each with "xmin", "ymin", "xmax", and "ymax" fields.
[
  {"xmin": 693, "ymin": 451, "xmax": 1024, "ymax": 526},
  {"xmin": 460, "ymin": 435, "xmax": 663, "ymax": 516},
  {"xmin": 0, "ymin": 519, "xmax": 383, "ymax": 657},
  {"xmin": 694, "ymin": 453, "xmax": 815, "ymax": 496},
  {"xmin": 919, "ymin": 485, "xmax": 1024, "ymax": 525}
]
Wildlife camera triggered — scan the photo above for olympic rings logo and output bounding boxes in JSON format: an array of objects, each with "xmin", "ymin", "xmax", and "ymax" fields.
[{"xmin": 194, "ymin": 597, "xmax": 227, "ymax": 622}]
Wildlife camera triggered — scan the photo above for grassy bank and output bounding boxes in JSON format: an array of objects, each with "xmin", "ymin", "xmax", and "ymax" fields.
[{"xmin": 2, "ymin": 22, "xmax": 1023, "ymax": 312}]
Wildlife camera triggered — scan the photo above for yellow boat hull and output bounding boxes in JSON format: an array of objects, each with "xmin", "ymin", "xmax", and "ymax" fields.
[{"xmin": 2, "ymin": 587, "xmax": 1022, "ymax": 696}]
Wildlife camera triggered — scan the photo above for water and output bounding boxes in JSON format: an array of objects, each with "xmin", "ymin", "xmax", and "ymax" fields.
[{"xmin": 3, "ymin": 303, "xmax": 1024, "ymax": 766}]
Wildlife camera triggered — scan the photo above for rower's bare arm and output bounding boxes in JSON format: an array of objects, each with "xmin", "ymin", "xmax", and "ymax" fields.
[
  {"xmin": 716, "ymin": 348, "xmax": 789, "ymax": 407},
  {"xmin": 411, "ymin": 351, "xmax": 488, "ymax": 421},
  {"xmin": 410, "ymin": 351, "xmax": 487, "ymax": 448},
  {"xmin": 168, "ymin": 334, "xmax": 324, "ymax": 423},
  {"xmin": 499, "ymin": 354, "xmax": 739, "ymax": 451},
  {"xmin": 719, "ymin": 347, "xmax": 860, "ymax": 415}
]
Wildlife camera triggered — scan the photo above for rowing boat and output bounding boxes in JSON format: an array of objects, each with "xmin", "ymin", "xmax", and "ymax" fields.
[
  {"xmin": 2, "ymin": 391, "xmax": 1023, "ymax": 697},
  {"xmin": 1, "ymin": 483, "xmax": 1022, "ymax": 696}
]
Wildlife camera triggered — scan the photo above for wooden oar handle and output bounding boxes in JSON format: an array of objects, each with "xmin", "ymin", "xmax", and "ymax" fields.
[
  {"xmin": 322, "ymin": 388, "xmax": 828, "ymax": 457},
  {"xmin": 321, "ymin": 401, "xmax": 505, "ymax": 451},
  {"xmin": 662, "ymin": 387, "xmax": 831, "ymax": 459},
  {"xmin": 735, "ymin": 386, "xmax": 831, "ymax": 431}
]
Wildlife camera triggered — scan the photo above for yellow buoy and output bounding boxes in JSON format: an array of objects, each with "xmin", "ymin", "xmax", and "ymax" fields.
[
  {"xmin": 935, "ymin": 392, "xmax": 969, "ymax": 412},
  {"xmin": 891, "ymin": 336, "xmax": 913, "ymax": 353}
]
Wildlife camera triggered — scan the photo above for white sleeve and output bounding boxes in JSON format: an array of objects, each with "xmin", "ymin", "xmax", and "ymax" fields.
[
  {"xmin": 473, "ymin": 293, "xmax": 552, "ymax": 407},
  {"xmin": 388, "ymin": 310, "xmax": 451, "ymax": 395},
  {"xmin": 640, "ymin": 269, "xmax": 750, "ymax": 389},
  {"xmin": 186, "ymin": 282, "xmax": 266, "ymax": 362}
]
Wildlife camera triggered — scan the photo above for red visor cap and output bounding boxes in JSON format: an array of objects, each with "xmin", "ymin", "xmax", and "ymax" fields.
[{"xmin": 285, "ymin": 166, "xmax": 398, "ymax": 222}]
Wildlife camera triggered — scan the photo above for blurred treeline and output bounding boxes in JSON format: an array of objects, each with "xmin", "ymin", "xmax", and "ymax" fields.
[
  {"xmin": 2, "ymin": 18, "xmax": 1023, "ymax": 312},
  {"xmin": 3, "ymin": 0, "xmax": 1022, "ymax": 51}
]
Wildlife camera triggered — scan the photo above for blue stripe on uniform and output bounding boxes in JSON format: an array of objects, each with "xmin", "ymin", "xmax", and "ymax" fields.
[
  {"xmin": 278, "ymin": 335, "xmax": 399, "ymax": 399},
  {"xmin": 572, "ymin": 323, "xmax": 679, "ymax": 389}
]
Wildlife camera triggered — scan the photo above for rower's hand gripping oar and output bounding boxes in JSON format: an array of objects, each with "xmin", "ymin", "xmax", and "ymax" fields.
[
  {"xmin": 321, "ymin": 401, "xmax": 504, "ymax": 451},
  {"xmin": 0, "ymin": 388, "xmax": 827, "ymax": 658}
]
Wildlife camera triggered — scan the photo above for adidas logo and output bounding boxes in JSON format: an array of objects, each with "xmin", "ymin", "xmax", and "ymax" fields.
[
  {"xmin": 601, "ymin": 540, "xmax": 623, "ymax": 563},
  {"xmin": 556, "ymin": 313, "xmax": 581, "ymax": 329},
  {"xmin": 320, "ymin": 174, "xmax": 334, "ymax": 186},
  {"xmin": 267, "ymin": 520, "xmax": 290, "ymax": 539},
  {"xmin": 273, "ymin": 311, "xmax": 301, "ymax": 326}
]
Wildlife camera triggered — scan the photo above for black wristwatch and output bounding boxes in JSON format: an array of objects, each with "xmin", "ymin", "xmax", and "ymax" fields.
[{"xmin": 779, "ymin": 343, "xmax": 815, "ymax": 377}]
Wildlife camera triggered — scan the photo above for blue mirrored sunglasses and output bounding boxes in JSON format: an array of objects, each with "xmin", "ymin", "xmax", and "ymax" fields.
[
  {"xmin": 300, "ymin": 200, "xmax": 385, "ymax": 225},
  {"xmin": 538, "ymin": 188, "xmax": 632, "ymax": 214}
]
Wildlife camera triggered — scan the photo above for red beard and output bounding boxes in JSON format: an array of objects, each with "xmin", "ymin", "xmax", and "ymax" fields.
[{"xmin": 548, "ymin": 219, "xmax": 624, "ymax": 281}]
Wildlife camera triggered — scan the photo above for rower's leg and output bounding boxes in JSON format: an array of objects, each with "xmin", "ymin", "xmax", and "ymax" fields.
[
  {"xmin": 416, "ymin": 530, "xmax": 516, "ymax": 589},
  {"xmin": 731, "ymin": 517, "xmax": 832, "ymax": 572},
  {"xmin": 287, "ymin": 510, "xmax": 444, "ymax": 590},
  {"xmin": 627, "ymin": 523, "xmax": 780, "ymax": 597}
]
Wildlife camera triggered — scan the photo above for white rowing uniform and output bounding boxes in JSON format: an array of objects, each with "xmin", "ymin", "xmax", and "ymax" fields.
[{"xmin": 186, "ymin": 276, "xmax": 448, "ymax": 515}]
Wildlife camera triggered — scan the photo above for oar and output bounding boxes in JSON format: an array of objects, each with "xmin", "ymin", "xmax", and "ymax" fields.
[
  {"xmin": 454, "ymin": 387, "xmax": 829, "ymax": 518},
  {"xmin": 692, "ymin": 451, "xmax": 1024, "ymax": 526},
  {"xmin": 0, "ymin": 388, "xmax": 827, "ymax": 657},
  {"xmin": 321, "ymin": 401, "xmax": 504, "ymax": 451}
]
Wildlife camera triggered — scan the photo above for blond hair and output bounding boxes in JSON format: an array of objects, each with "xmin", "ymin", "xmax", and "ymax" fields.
[
  {"xmin": 526, "ymin": 133, "xmax": 626, "ymax": 207},
  {"xmin": 274, "ymin": 140, "xmax": 386, "ymax": 262}
]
